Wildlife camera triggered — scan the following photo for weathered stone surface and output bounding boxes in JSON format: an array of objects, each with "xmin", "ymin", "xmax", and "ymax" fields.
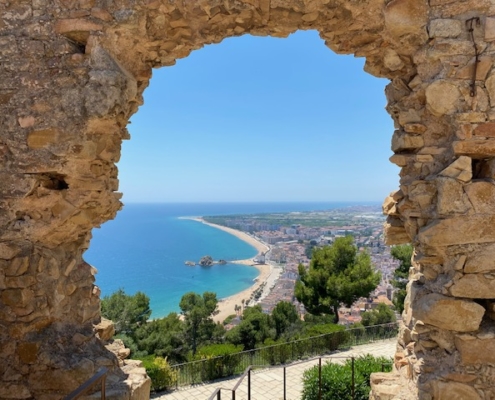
[
  {"xmin": 369, "ymin": 372, "xmax": 402, "ymax": 400},
  {"xmin": 425, "ymin": 81, "xmax": 460, "ymax": 116},
  {"xmin": 486, "ymin": 73, "xmax": 495, "ymax": 107},
  {"xmin": 413, "ymin": 293, "xmax": 484, "ymax": 332},
  {"xmin": 431, "ymin": 380, "xmax": 480, "ymax": 400},
  {"xmin": 384, "ymin": 216, "xmax": 410, "ymax": 245},
  {"xmin": 429, "ymin": 19, "xmax": 462, "ymax": 38},
  {"xmin": 419, "ymin": 216, "xmax": 495, "ymax": 246},
  {"xmin": 486, "ymin": 18, "xmax": 495, "ymax": 42},
  {"xmin": 453, "ymin": 139, "xmax": 495, "ymax": 158},
  {"xmin": 473, "ymin": 122, "xmax": 495, "ymax": 137},
  {"xmin": 438, "ymin": 156, "xmax": 472, "ymax": 182},
  {"xmin": 464, "ymin": 181, "xmax": 495, "ymax": 214},
  {"xmin": 384, "ymin": 0, "xmax": 428, "ymax": 37},
  {"xmin": 450, "ymin": 274, "xmax": 495, "ymax": 298},
  {"xmin": 392, "ymin": 131, "xmax": 424, "ymax": 152},
  {"xmin": 0, "ymin": 243, "xmax": 21, "ymax": 260},
  {"xmin": 464, "ymin": 243, "xmax": 495, "ymax": 273},
  {"xmin": 455, "ymin": 334, "xmax": 495, "ymax": 365},
  {"xmin": 436, "ymin": 177, "xmax": 469, "ymax": 215},
  {"xmin": 27, "ymin": 129, "xmax": 60, "ymax": 149},
  {"xmin": 456, "ymin": 57, "xmax": 493, "ymax": 81},
  {"xmin": 95, "ymin": 318, "xmax": 115, "ymax": 342}
]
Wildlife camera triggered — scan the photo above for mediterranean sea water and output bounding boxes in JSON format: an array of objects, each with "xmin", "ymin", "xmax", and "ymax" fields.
[{"xmin": 84, "ymin": 202, "xmax": 367, "ymax": 318}]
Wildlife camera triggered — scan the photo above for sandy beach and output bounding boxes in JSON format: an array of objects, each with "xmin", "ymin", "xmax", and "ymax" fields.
[{"xmin": 187, "ymin": 218, "xmax": 275, "ymax": 323}]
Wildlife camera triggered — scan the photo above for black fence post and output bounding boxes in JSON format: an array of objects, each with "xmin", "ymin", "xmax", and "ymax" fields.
[
  {"xmin": 217, "ymin": 389, "xmax": 221, "ymax": 400},
  {"xmin": 232, "ymin": 389, "xmax": 235, "ymax": 400},
  {"xmin": 248, "ymin": 369, "xmax": 251, "ymax": 400},
  {"xmin": 351, "ymin": 357, "xmax": 355, "ymax": 400},
  {"xmin": 318, "ymin": 357, "xmax": 322, "ymax": 400},
  {"xmin": 283, "ymin": 367, "xmax": 286, "ymax": 400}
]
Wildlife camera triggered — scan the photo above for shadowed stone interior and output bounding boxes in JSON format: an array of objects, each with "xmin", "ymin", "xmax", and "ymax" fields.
[{"xmin": 1, "ymin": 0, "xmax": 495, "ymax": 398}]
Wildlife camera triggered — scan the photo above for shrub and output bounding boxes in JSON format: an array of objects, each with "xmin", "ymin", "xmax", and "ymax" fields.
[
  {"xmin": 139, "ymin": 355, "xmax": 177, "ymax": 392},
  {"xmin": 191, "ymin": 343, "xmax": 243, "ymax": 381},
  {"xmin": 301, "ymin": 355, "xmax": 392, "ymax": 400}
]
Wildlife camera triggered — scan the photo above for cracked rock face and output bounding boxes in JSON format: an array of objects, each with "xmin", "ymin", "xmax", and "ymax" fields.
[{"xmin": 1, "ymin": 0, "xmax": 495, "ymax": 399}]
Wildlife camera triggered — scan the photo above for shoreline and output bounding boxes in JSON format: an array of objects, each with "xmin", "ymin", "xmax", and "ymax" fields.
[{"xmin": 185, "ymin": 217, "xmax": 274, "ymax": 323}]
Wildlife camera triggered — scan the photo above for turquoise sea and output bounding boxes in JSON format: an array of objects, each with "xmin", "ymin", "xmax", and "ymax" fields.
[{"xmin": 84, "ymin": 202, "xmax": 364, "ymax": 318}]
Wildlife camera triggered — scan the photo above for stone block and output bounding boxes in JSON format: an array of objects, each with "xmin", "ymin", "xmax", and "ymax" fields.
[
  {"xmin": 0, "ymin": 243, "xmax": 21, "ymax": 260},
  {"xmin": 464, "ymin": 181, "xmax": 495, "ymax": 214},
  {"xmin": 485, "ymin": 17, "xmax": 495, "ymax": 41},
  {"xmin": 413, "ymin": 293, "xmax": 484, "ymax": 332},
  {"xmin": 455, "ymin": 334, "xmax": 495, "ymax": 364},
  {"xmin": 450, "ymin": 274, "xmax": 495, "ymax": 298},
  {"xmin": 436, "ymin": 177, "xmax": 469, "ymax": 215},
  {"xmin": 384, "ymin": 216, "xmax": 410, "ymax": 245},
  {"xmin": 486, "ymin": 73, "xmax": 495, "ymax": 107},
  {"xmin": 54, "ymin": 18, "xmax": 103, "ymax": 43},
  {"xmin": 419, "ymin": 216, "xmax": 495, "ymax": 246},
  {"xmin": 429, "ymin": 18, "xmax": 462, "ymax": 38},
  {"xmin": 456, "ymin": 57, "xmax": 493, "ymax": 81},
  {"xmin": 453, "ymin": 139, "xmax": 495, "ymax": 158},
  {"xmin": 369, "ymin": 372, "xmax": 402, "ymax": 400},
  {"xmin": 392, "ymin": 131, "xmax": 424, "ymax": 152},
  {"xmin": 431, "ymin": 380, "xmax": 480, "ymax": 399},
  {"xmin": 464, "ymin": 243, "xmax": 495, "ymax": 273},
  {"xmin": 439, "ymin": 156, "xmax": 471, "ymax": 182},
  {"xmin": 425, "ymin": 81, "xmax": 460, "ymax": 116},
  {"xmin": 95, "ymin": 317, "xmax": 115, "ymax": 341},
  {"xmin": 404, "ymin": 123, "xmax": 427, "ymax": 134},
  {"xmin": 384, "ymin": 0, "xmax": 428, "ymax": 37},
  {"xmin": 27, "ymin": 129, "xmax": 59, "ymax": 149},
  {"xmin": 473, "ymin": 122, "xmax": 495, "ymax": 138}
]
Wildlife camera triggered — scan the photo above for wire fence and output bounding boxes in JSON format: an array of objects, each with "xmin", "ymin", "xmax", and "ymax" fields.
[{"xmin": 171, "ymin": 322, "xmax": 397, "ymax": 388}]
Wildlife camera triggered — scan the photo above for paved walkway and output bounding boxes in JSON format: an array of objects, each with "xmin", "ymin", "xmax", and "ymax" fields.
[{"xmin": 153, "ymin": 339, "xmax": 396, "ymax": 400}]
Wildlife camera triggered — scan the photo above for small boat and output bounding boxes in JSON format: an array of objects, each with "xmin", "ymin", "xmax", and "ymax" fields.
[{"xmin": 185, "ymin": 261, "xmax": 196, "ymax": 266}]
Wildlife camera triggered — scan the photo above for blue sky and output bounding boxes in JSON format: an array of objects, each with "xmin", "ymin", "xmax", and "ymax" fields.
[{"xmin": 119, "ymin": 30, "xmax": 398, "ymax": 203}]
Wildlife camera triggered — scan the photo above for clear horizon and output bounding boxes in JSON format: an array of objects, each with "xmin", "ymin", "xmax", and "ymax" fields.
[{"xmin": 118, "ymin": 30, "xmax": 398, "ymax": 203}]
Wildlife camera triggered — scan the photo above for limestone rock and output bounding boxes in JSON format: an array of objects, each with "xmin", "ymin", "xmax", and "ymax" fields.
[
  {"xmin": 453, "ymin": 139, "xmax": 495, "ymax": 158},
  {"xmin": 425, "ymin": 81, "xmax": 460, "ymax": 117},
  {"xmin": 473, "ymin": 122, "xmax": 495, "ymax": 138},
  {"xmin": 436, "ymin": 177, "xmax": 469, "ymax": 215},
  {"xmin": 384, "ymin": 0, "xmax": 428, "ymax": 37},
  {"xmin": 369, "ymin": 372, "xmax": 402, "ymax": 400},
  {"xmin": 429, "ymin": 19, "xmax": 462, "ymax": 38},
  {"xmin": 95, "ymin": 318, "xmax": 115, "ymax": 342},
  {"xmin": 392, "ymin": 131, "xmax": 424, "ymax": 152},
  {"xmin": 419, "ymin": 216, "xmax": 495, "ymax": 246},
  {"xmin": 464, "ymin": 243, "xmax": 495, "ymax": 273},
  {"xmin": 485, "ymin": 73, "xmax": 495, "ymax": 107},
  {"xmin": 450, "ymin": 274, "xmax": 495, "ymax": 298},
  {"xmin": 455, "ymin": 334, "xmax": 495, "ymax": 365},
  {"xmin": 412, "ymin": 293, "xmax": 484, "ymax": 332},
  {"xmin": 464, "ymin": 181, "xmax": 495, "ymax": 214},
  {"xmin": 438, "ymin": 156, "xmax": 472, "ymax": 183},
  {"xmin": 431, "ymin": 380, "xmax": 480, "ymax": 400},
  {"xmin": 486, "ymin": 17, "xmax": 495, "ymax": 42},
  {"xmin": 384, "ymin": 216, "xmax": 410, "ymax": 245}
]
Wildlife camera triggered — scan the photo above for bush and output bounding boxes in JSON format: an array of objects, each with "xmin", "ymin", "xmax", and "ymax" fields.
[
  {"xmin": 301, "ymin": 355, "xmax": 392, "ymax": 400},
  {"xmin": 190, "ymin": 343, "xmax": 244, "ymax": 381},
  {"xmin": 139, "ymin": 355, "xmax": 177, "ymax": 392}
]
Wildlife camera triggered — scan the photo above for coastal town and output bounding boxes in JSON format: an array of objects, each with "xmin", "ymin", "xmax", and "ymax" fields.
[{"xmin": 202, "ymin": 205, "xmax": 401, "ymax": 326}]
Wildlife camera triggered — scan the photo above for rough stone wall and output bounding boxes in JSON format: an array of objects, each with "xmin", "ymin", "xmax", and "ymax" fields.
[{"xmin": 0, "ymin": 0, "xmax": 494, "ymax": 398}]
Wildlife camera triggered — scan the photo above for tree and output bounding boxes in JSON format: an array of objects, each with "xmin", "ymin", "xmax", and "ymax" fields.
[
  {"xmin": 179, "ymin": 291, "xmax": 220, "ymax": 355},
  {"xmin": 101, "ymin": 289, "xmax": 151, "ymax": 335},
  {"xmin": 295, "ymin": 236, "xmax": 381, "ymax": 323},
  {"xmin": 226, "ymin": 305, "xmax": 274, "ymax": 350},
  {"xmin": 390, "ymin": 244, "xmax": 413, "ymax": 314},
  {"xmin": 361, "ymin": 303, "xmax": 396, "ymax": 327},
  {"xmin": 271, "ymin": 301, "xmax": 299, "ymax": 339},
  {"xmin": 134, "ymin": 312, "xmax": 187, "ymax": 363}
]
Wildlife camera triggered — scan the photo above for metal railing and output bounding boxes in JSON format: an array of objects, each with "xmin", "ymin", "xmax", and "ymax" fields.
[
  {"xmin": 207, "ymin": 356, "xmax": 393, "ymax": 400},
  {"xmin": 64, "ymin": 367, "xmax": 108, "ymax": 400},
  {"xmin": 171, "ymin": 322, "xmax": 397, "ymax": 387}
]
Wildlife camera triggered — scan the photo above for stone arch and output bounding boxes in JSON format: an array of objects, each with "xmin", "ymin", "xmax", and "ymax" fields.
[{"xmin": 1, "ymin": 0, "xmax": 494, "ymax": 398}]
